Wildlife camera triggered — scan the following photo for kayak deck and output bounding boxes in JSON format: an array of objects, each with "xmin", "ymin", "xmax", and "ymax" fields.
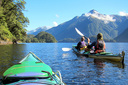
[
  {"xmin": 2, "ymin": 52, "xmax": 65, "ymax": 85},
  {"xmin": 72, "ymin": 45, "xmax": 125, "ymax": 63},
  {"xmin": 3, "ymin": 61, "xmax": 52, "ymax": 78}
]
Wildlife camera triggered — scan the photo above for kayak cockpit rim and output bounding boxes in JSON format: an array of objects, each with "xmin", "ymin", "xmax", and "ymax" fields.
[{"xmin": 3, "ymin": 71, "xmax": 64, "ymax": 85}]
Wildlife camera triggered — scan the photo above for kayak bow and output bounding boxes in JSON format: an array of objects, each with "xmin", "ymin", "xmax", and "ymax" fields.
[{"xmin": 2, "ymin": 52, "xmax": 65, "ymax": 85}]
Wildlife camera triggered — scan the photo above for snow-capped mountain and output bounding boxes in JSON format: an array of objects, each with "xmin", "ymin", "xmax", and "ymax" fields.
[
  {"xmin": 46, "ymin": 9, "xmax": 128, "ymax": 41},
  {"xmin": 82, "ymin": 9, "xmax": 116, "ymax": 24},
  {"xmin": 27, "ymin": 9, "xmax": 128, "ymax": 42},
  {"xmin": 27, "ymin": 26, "xmax": 51, "ymax": 35}
]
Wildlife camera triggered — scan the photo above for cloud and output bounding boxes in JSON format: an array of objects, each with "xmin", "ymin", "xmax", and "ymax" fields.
[
  {"xmin": 55, "ymin": 14, "xmax": 59, "ymax": 18},
  {"xmin": 85, "ymin": 13, "xmax": 116, "ymax": 24},
  {"xmin": 53, "ymin": 21, "xmax": 58, "ymax": 26},
  {"xmin": 119, "ymin": 11, "xmax": 128, "ymax": 16}
]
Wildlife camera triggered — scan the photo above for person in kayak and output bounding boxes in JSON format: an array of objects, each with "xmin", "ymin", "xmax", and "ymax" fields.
[
  {"xmin": 75, "ymin": 36, "xmax": 90, "ymax": 51},
  {"xmin": 87, "ymin": 33, "xmax": 106, "ymax": 53}
]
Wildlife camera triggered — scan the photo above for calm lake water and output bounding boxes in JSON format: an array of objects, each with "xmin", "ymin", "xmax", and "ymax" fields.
[{"xmin": 0, "ymin": 43, "xmax": 128, "ymax": 85}]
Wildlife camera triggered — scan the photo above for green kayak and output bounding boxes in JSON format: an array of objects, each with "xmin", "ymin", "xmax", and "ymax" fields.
[
  {"xmin": 2, "ymin": 52, "xmax": 65, "ymax": 85},
  {"xmin": 72, "ymin": 45, "xmax": 125, "ymax": 63}
]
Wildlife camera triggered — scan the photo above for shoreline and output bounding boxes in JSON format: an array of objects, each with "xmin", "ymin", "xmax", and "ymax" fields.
[{"xmin": 0, "ymin": 41, "xmax": 13, "ymax": 45}]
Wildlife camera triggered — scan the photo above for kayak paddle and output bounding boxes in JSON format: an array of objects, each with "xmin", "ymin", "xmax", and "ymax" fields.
[
  {"xmin": 62, "ymin": 28, "xmax": 88, "ymax": 52},
  {"xmin": 62, "ymin": 48, "xmax": 72, "ymax": 51},
  {"xmin": 75, "ymin": 27, "xmax": 88, "ymax": 39}
]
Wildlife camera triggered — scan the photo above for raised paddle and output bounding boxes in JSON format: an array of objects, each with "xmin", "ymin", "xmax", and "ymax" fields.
[
  {"xmin": 75, "ymin": 27, "xmax": 88, "ymax": 39},
  {"xmin": 62, "ymin": 28, "xmax": 89, "ymax": 52}
]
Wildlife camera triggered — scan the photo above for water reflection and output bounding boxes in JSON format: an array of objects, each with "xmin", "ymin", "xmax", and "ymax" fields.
[
  {"xmin": 0, "ymin": 44, "xmax": 26, "ymax": 79},
  {"xmin": 62, "ymin": 53, "xmax": 70, "ymax": 58},
  {"xmin": 94, "ymin": 59, "xmax": 105, "ymax": 74},
  {"xmin": 72, "ymin": 54, "xmax": 125, "ymax": 84},
  {"xmin": 0, "ymin": 43, "xmax": 127, "ymax": 84},
  {"xmin": 95, "ymin": 59, "xmax": 124, "ymax": 68}
]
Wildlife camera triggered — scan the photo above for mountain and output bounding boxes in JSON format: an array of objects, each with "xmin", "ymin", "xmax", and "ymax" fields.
[
  {"xmin": 46, "ymin": 9, "xmax": 128, "ymax": 41},
  {"xmin": 27, "ymin": 26, "xmax": 51, "ymax": 35},
  {"xmin": 28, "ymin": 10, "xmax": 128, "ymax": 42},
  {"xmin": 115, "ymin": 27, "xmax": 128, "ymax": 42},
  {"xmin": 116, "ymin": 19, "xmax": 128, "ymax": 35}
]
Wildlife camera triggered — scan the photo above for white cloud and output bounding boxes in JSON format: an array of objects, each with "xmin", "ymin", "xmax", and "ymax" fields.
[
  {"xmin": 55, "ymin": 14, "xmax": 59, "ymax": 18},
  {"xmin": 53, "ymin": 21, "xmax": 58, "ymax": 26},
  {"xmin": 119, "ymin": 11, "xmax": 128, "ymax": 16},
  {"xmin": 85, "ymin": 13, "xmax": 116, "ymax": 24}
]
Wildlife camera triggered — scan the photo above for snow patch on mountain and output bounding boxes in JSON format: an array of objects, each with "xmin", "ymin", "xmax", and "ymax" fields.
[
  {"xmin": 119, "ymin": 11, "xmax": 128, "ymax": 16},
  {"xmin": 27, "ymin": 26, "xmax": 51, "ymax": 35},
  {"xmin": 83, "ymin": 10, "xmax": 116, "ymax": 24}
]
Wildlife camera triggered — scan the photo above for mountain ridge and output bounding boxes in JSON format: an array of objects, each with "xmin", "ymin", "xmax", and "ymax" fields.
[
  {"xmin": 27, "ymin": 26, "xmax": 51, "ymax": 35},
  {"xmin": 27, "ymin": 9, "xmax": 128, "ymax": 42},
  {"xmin": 115, "ymin": 27, "xmax": 128, "ymax": 42}
]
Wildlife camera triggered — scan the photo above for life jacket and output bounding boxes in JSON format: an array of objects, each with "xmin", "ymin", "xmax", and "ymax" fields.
[
  {"xmin": 95, "ymin": 40, "xmax": 105, "ymax": 53},
  {"xmin": 80, "ymin": 46, "xmax": 87, "ymax": 50}
]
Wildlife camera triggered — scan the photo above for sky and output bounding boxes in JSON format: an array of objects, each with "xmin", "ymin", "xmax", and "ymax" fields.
[{"xmin": 23, "ymin": 0, "xmax": 128, "ymax": 31}]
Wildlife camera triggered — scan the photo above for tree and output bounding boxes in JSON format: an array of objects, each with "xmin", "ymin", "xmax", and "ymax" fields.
[
  {"xmin": 31, "ymin": 38, "xmax": 39, "ymax": 42},
  {"xmin": 0, "ymin": 0, "xmax": 13, "ymax": 41},
  {"xmin": 35, "ymin": 31, "xmax": 57, "ymax": 43},
  {"xmin": 1, "ymin": 0, "xmax": 29, "ymax": 43}
]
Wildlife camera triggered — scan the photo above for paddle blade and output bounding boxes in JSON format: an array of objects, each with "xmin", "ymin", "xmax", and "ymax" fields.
[
  {"xmin": 75, "ymin": 28, "xmax": 84, "ymax": 37},
  {"xmin": 75, "ymin": 27, "xmax": 88, "ymax": 39},
  {"xmin": 62, "ymin": 48, "xmax": 72, "ymax": 51}
]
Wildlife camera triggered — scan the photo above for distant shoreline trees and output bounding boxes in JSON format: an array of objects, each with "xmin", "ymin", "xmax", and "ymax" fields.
[{"xmin": 25, "ymin": 31, "xmax": 57, "ymax": 43}]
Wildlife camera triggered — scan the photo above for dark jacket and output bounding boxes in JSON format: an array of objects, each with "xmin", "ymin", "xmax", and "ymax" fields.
[{"xmin": 88, "ymin": 40, "xmax": 105, "ymax": 53}]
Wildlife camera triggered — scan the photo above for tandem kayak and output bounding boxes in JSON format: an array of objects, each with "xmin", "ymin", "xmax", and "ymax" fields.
[
  {"xmin": 2, "ymin": 52, "xmax": 65, "ymax": 85},
  {"xmin": 72, "ymin": 45, "xmax": 125, "ymax": 63}
]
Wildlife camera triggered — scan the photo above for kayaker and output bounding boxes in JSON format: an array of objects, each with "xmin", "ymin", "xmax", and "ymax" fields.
[
  {"xmin": 75, "ymin": 36, "xmax": 90, "ymax": 51},
  {"xmin": 88, "ymin": 33, "xmax": 106, "ymax": 53}
]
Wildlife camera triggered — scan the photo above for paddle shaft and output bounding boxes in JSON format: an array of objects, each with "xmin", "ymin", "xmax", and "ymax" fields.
[{"xmin": 84, "ymin": 36, "xmax": 88, "ymax": 40}]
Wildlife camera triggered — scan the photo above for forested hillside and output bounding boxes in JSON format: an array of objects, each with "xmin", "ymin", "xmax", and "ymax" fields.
[
  {"xmin": 0, "ymin": 0, "xmax": 29, "ymax": 44},
  {"xmin": 26, "ymin": 31, "xmax": 57, "ymax": 43}
]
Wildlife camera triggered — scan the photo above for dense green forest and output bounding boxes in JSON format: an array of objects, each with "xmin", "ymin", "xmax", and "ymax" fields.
[
  {"xmin": 0, "ymin": 0, "xmax": 57, "ymax": 44},
  {"xmin": 25, "ymin": 31, "xmax": 57, "ymax": 43},
  {"xmin": 0, "ymin": 0, "xmax": 29, "ymax": 43}
]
